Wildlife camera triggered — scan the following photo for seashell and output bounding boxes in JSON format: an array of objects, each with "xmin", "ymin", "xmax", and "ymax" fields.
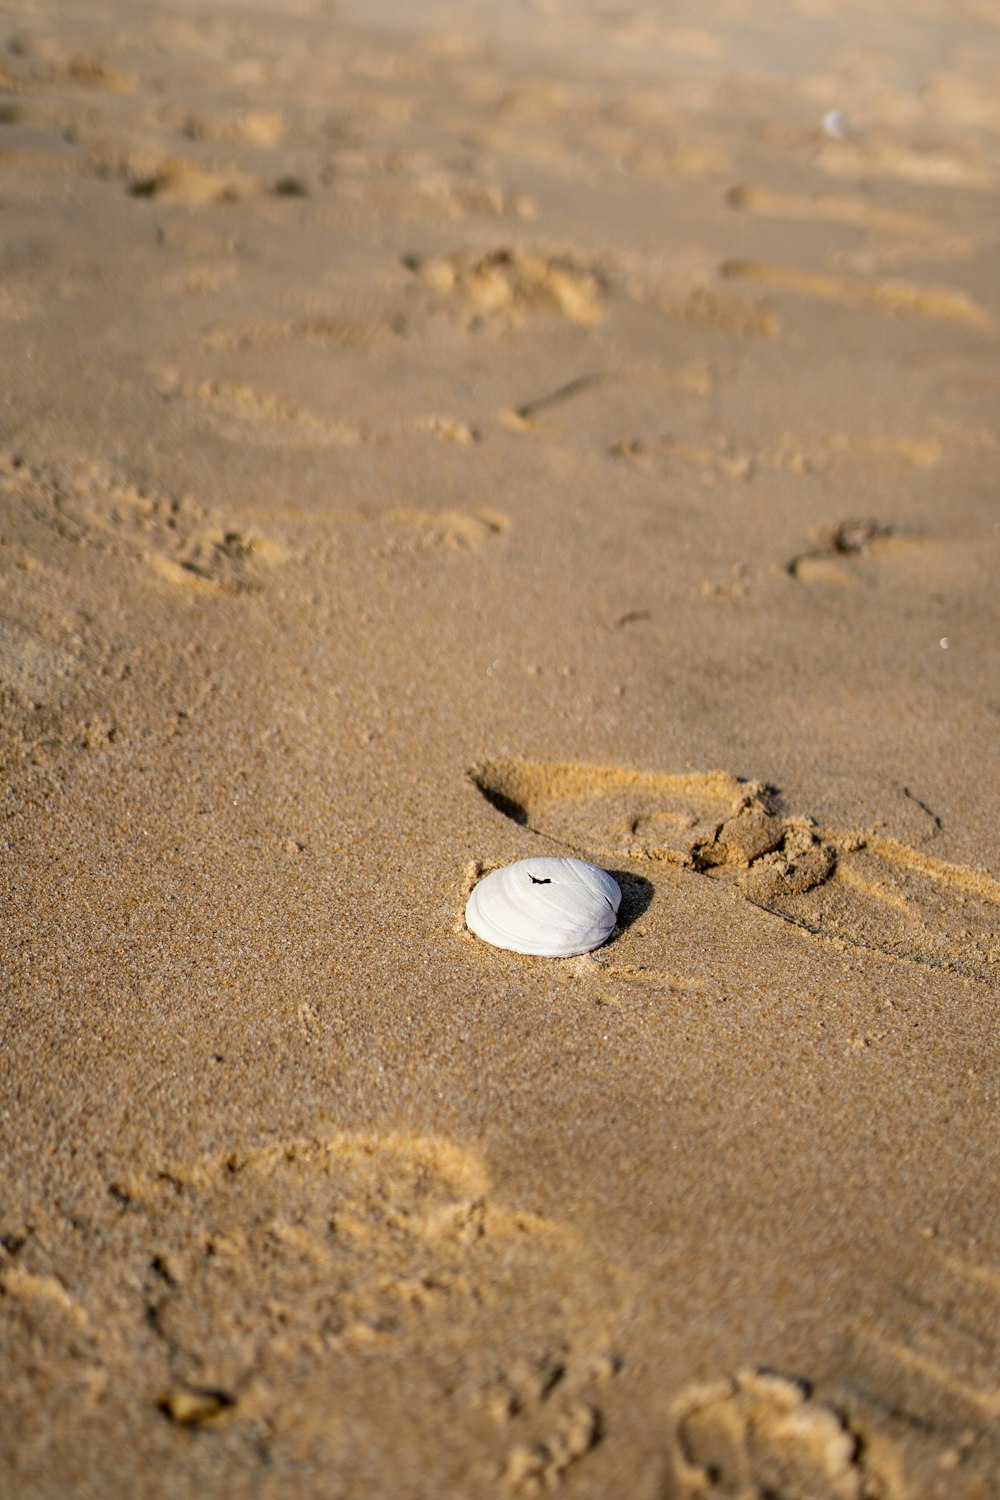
[{"xmin": 465, "ymin": 857, "xmax": 621, "ymax": 957}]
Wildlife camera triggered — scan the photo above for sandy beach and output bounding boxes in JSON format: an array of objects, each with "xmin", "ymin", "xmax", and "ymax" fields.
[{"xmin": 1, "ymin": 0, "xmax": 998, "ymax": 1495}]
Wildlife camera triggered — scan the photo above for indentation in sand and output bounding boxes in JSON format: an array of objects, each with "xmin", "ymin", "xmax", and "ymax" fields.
[
  {"xmin": 649, "ymin": 281, "xmax": 779, "ymax": 339},
  {"xmin": 786, "ymin": 525, "xmax": 989, "ymax": 592},
  {"xmin": 764, "ymin": 432, "xmax": 945, "ymax": 475},
  {"xmin": 816, "ymin": 138, "xmax": 994, "ymax": 190},
  {"xmin": 848, "ymin": 1238, "xmax": 1000, "ymax": 1429},
  {"xmin": 331, "ymin": 154, "xmax": 536, "ymax": 222},
  {"xmin": 79, "ymin": 137, "xmax": 303, "ymax": 205},
  {"xmin": 7, "ymin": 454, "xmax": 285, "ymax": 594},
  {"xmin": 384, "ymin": 507, "xmax": 507, "ymax": 552},
  {"xmin": 611, "ymin": 433, "xmax": 752, "ymax": 483},
  {"xmin": 160, "ymin": 375, "xmax": 482, "ymax": 456},
  {"xmin": 181, "ymin": 109, "xmax": 285, "ymax": 147},
  {"xmin": 725, "ymin": 183, "xmax": 942, "ymax": 236},
  {"xmin": 1, "ymin": 1132, "xmax": 627, "ymax": 1486},
  {"xmin": 470, "ymin": 759, "xmax": 765, "ymax": 864},
  {"xmin": 720, "ymin": 261, "xmax": 989, "ymax": 327},
  {"xmin": 160, "ymin": 377, "xmax": 374, "ymax": 449},
  {"xmin": 787, "ymin": 519, "xmax": 893, "ymax": 584},
  {"xmin": 612, "ymin": 425, "xmax": 961, "ymax": 498},
  {"xmin": 725, "ymin": 184, "xmax": 978, "ymax": 272},
  {"xmin": 469, "ymin": 758, "xmax": 1000, "ymax": 982},
  {"xmin": 83, "ymin": 144, "xmax": 258, "ymax": 203},
  {"xmin": 668, "ymin": 1368, "xmax": 898, "ymax": 1499},
  {"xmin": 403, "ymin": 247, "xmax": 607, "ymax": 326},
  {"xmin": 182, "ymin": 497, "xmax": 508, "ymax": 555}
]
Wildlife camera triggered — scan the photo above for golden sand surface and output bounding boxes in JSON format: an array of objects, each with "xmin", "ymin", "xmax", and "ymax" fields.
[{"xmin": 1, "ymin": 1, "xmax": 998, "ymax": 1494}]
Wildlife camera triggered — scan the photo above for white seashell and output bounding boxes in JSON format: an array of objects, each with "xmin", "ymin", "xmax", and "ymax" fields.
[{"xmin": 465, "ymin": 857, "xmax": 621, "ymax": 957}]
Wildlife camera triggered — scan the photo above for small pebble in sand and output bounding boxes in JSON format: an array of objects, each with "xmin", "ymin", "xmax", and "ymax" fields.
[{"xmin": 465, "ymin": 857, "xmax": 621, "ymax": 957}]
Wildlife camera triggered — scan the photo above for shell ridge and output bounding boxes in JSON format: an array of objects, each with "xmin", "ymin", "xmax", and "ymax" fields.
[{"xmin": 465, "ymin": 857, "xmax": 621, "ymax": 957}]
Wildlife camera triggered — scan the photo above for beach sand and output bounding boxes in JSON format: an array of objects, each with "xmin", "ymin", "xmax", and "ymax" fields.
[{"xmin": 1, "ymin": 1, "xmax": 998, "ymax": 1495}]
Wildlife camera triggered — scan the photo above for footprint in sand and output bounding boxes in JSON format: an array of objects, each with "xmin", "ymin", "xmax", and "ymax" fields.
[
  {"xmin": 611, "ymin": 432, "xmax": 753, "ymax": 485},
  {"xmin": 469, "ymin": 758, "xmax": 1000, "ymax": 983},
  {"xmin": 331, "ymin": 150, "xmax": 535, "ymax": 223},
  {"xmin": 9, "ymin": 455, "xmax": 285, "ymax": 594},
  {"xmin": 764, "ymin": 432, "xmax": 946, "ymax": 478},
  {"xmin": 74, "ymin": 137, "xmax": 281, "ymax": 204},
  {"xmin": 402, "ymin": 247, "xmax": 607, "ymax": 327},
  {"xmin": 160, "ymin": 375, "xmax": 483, "ymax": 461},
  {"xmin": 159, "ymin": 376, "xmax": 373, "ymax": 451},
  {"xmin": 232, "ymin": 498, "xmax": 507, "ymax": 556},
  {"xmin": 667, "ymin": 1369, "xmax": 897, "ymax": 1499},
  {"xmin": 786, "ymin": 519, "xmax": 894, "ymax": 586},
  {"xmin": 614, "ymin": 423, "xmax": 973, "ymax": 498},
  {"xmin": 725, "ymin": 184, "xmax": 975, "ymax": 272},
  {"xmin": 79, "ymin": 135, "xmax": 306, "ymax": 205},
  {"xmin": 381, "ymin": 505, "xmax": 507, "ymax": 553},
  {"xmin": 719, "ymin": 260, "xmax": 988, "ymax": 328},
  {"xmin": 814, "ymin": 137, "xmax": 994, "ymax": 192},
  {"xmin": 726, "ymin": 184, "xmax": 938, "ymax": 238},
  {"xmin": 110, "ymin": 1133, "xmax": 556, "ymax": 1393},
  {"xmin": 180, "ymin": 108, "xmax": 286, "ymax": 148},
  {"xmin": 0, "ymin": 1132, "xmax": 626, "ymax": 1487},
  {"xmin": 786, "ymin": 518, "xmax": 994, "ymax": 593},
  {"xmin": 647, "ymin": 281, "xmax": 779, "ymax": 340}
]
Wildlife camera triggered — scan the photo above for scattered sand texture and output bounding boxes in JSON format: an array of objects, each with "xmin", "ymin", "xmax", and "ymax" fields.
[
  {"xmin": 1, "ymin": 1133, "xmax": 628, "ymax": 1495},
  {"xmin": 1, "ymin": 0, "xmax": 998, "ymax": 1496}
]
